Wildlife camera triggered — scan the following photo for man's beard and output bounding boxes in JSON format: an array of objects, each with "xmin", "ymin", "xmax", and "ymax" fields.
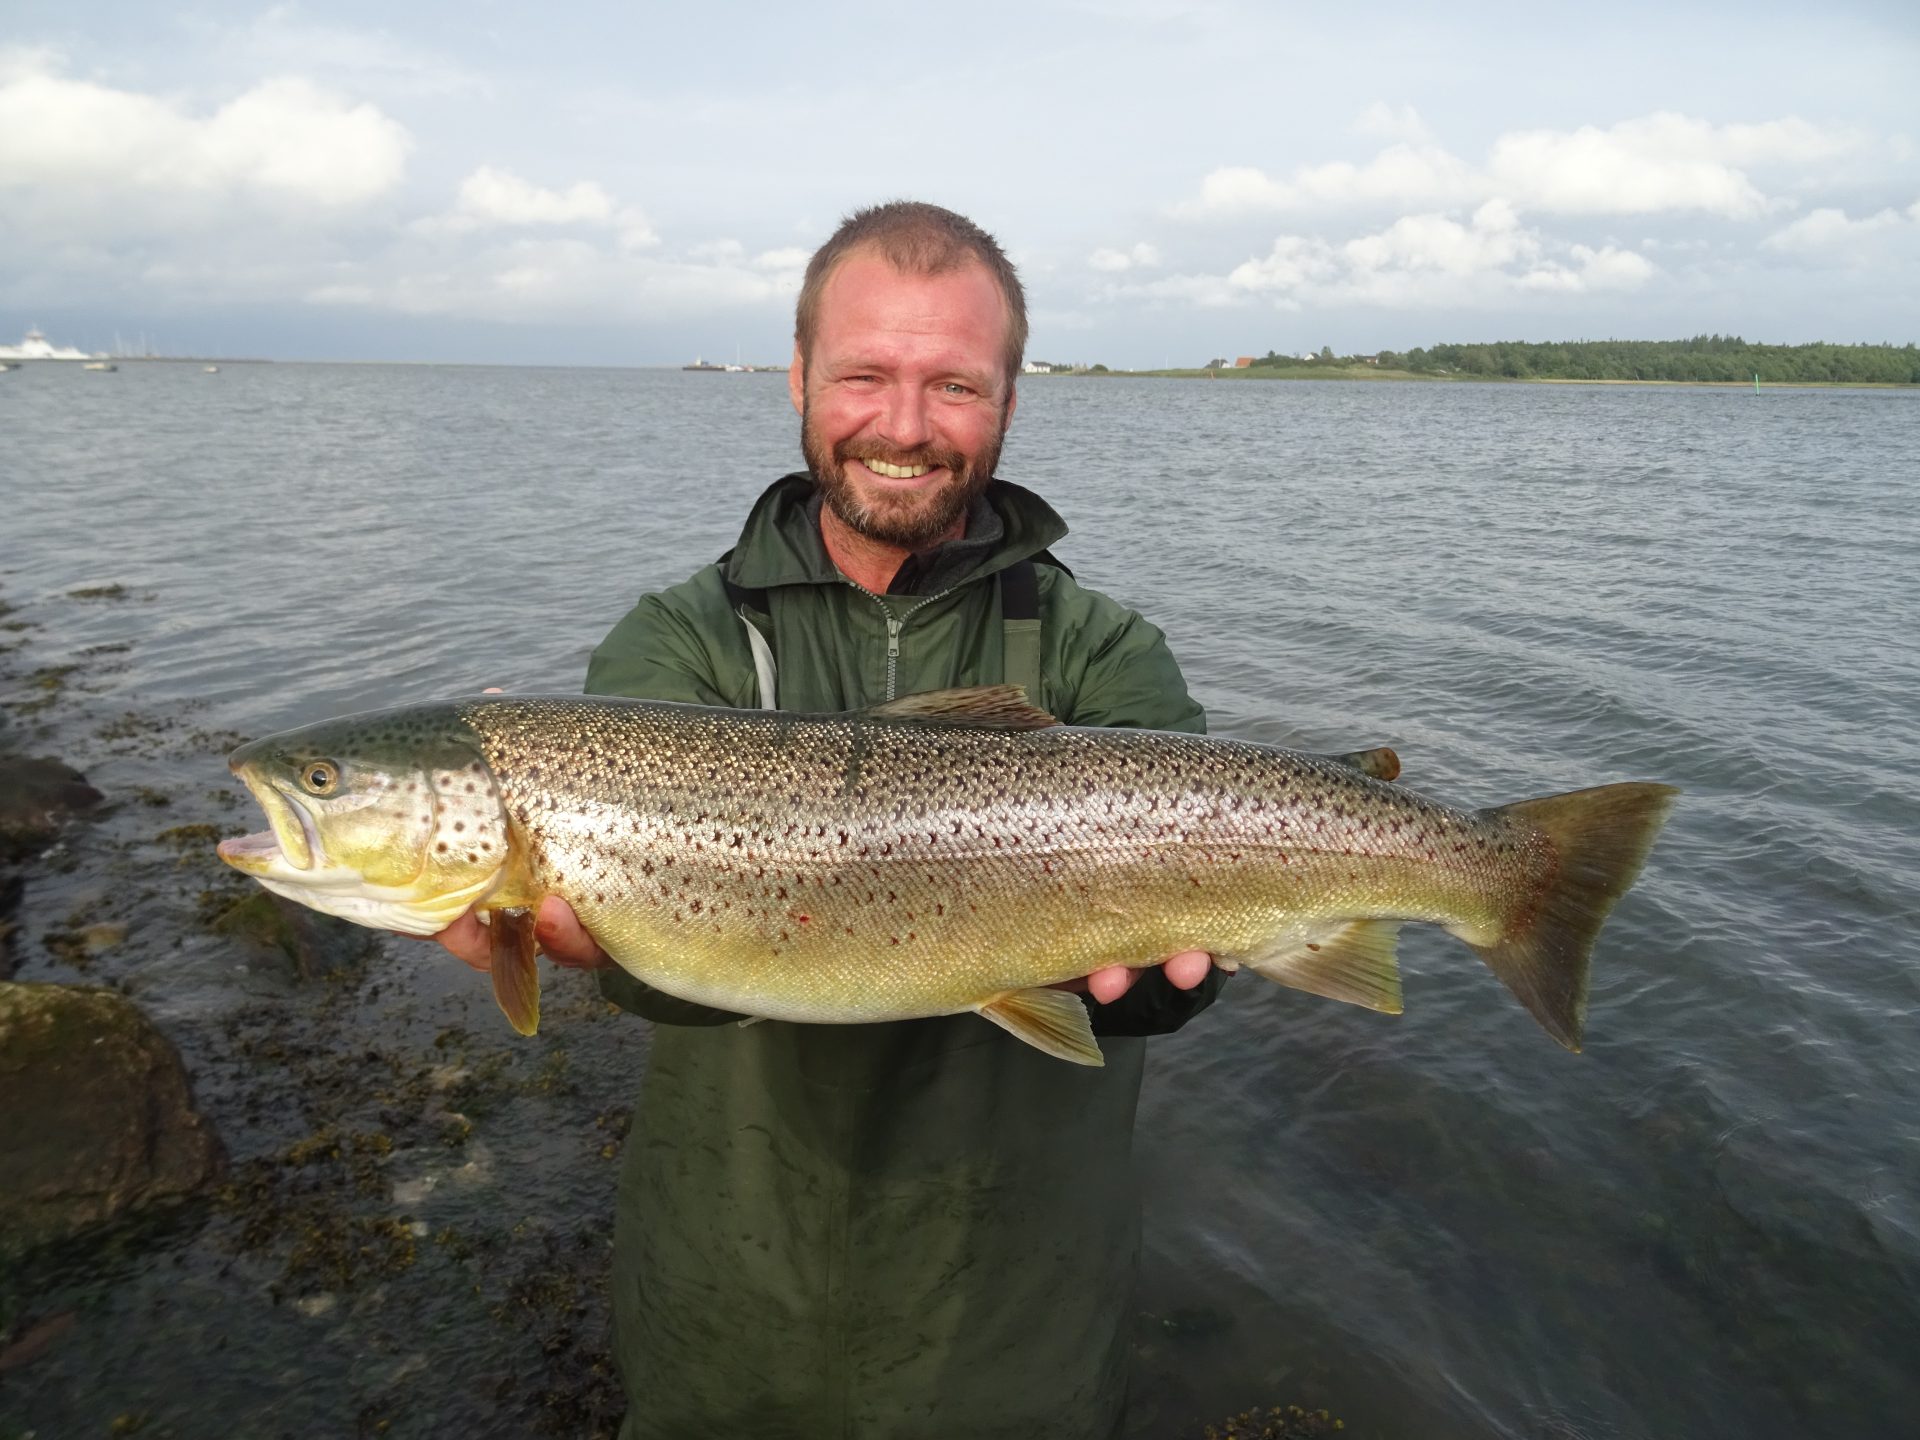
[{"xmin": 802, "ymin": 397, "xmax": 1003, "ymax": 550}]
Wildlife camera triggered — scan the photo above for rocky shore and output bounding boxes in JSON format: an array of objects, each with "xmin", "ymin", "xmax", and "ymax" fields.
[
  {"xmin": 0, "ymin": 581, "xmax": 645, "ymax": 1438},
  {"xmin": 0, "ymin": 579, "xmax": 1350, "ymax": 1440}
]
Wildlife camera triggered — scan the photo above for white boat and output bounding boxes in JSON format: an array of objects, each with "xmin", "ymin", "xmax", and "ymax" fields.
[
  {"xmin": 82, "ymin": 361, "xmax": 117, "ymax": 372},
  {"xmin": 0, "ymin": 326, "xmax": 91, "ymax": 362},
  {"xmin": 204, "ymin": 365, "xmax": 220, "ymax": 373}
]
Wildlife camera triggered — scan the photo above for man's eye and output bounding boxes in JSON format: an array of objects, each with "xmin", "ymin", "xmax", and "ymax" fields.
[{"xmin": 942, "ymin": 383, "xmax": 975, "ymax": 397}]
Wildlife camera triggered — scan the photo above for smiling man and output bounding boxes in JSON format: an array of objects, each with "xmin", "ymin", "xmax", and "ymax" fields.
[{"xmin": 440, "ymin": 201, "xmax": 1225, "ymax": 1439}]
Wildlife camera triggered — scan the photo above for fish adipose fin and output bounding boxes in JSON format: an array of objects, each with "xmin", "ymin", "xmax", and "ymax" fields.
[
  {"xmin": 868, "ymin": 686, "xmax": 1060, "ymax": 730},
  {"xmin": 978, "ymin": 987, "xmax": 1105, "ymax": 1066},
  {"xmin": 1474, "ymin": 782, "xmax": 1679, "ymax": 1052},
  {"xmin": 488, "ymin": 905, "xmax": 542, "ymax": 1036},
  {"xmin": 1228, "ymin": 920, "xmax": 1406, "ymax": 1013}
]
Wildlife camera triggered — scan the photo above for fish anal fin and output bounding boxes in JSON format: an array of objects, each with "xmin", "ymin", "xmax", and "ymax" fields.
[
  {"xmin": 487, "ymin": 904, "xmax": 541, "ymax": 1036},
  {"xmin": 868, "ymin": 685, "xmax": 1059, "ymax": 730},
  {"xmin": 1232, "ymin": 920, "xmax": 1405, "ymax": 1014},
  {"xmin": 977, "ymin": 987, "xmax": 1105, "ymax": 1066}
]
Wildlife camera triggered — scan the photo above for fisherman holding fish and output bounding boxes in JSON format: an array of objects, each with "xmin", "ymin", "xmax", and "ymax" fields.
[
  {"xmin": 221, "ymin": 200, "xmax": 1671, "ymax": 1438},
  {"xmin": 449, "ymin": 202, "xmax": 1225, "ymax": 1437},
  {"xmin": 432, "ymin": 205, "xmax": 1213, "ymax": 1440}
]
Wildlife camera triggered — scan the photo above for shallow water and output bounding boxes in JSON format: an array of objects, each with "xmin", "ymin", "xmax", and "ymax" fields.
[{"xmin": 2, "ymin": 362, "xmax": 1916, "ymax": 1438}]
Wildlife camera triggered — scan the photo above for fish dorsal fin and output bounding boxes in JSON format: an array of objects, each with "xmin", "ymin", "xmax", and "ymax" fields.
[
  {"xmin": 1225, "ymin": 919, "xmax": 1405, "ymax": 1014},
  {"xmin": 867, "ymin": 685, "xmax": 1060, "ymax": 730},
  {"xmin": 977, "ymin": 987, "xmax": 1105, "ymax": 1065},
  {"xmin": 1331, "ymin": 746, "xmax": 1400, "ymax": 781}
]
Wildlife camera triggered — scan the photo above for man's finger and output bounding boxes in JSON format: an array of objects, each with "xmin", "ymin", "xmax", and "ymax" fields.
[
  {"xmin": 534, "ymin": 894, "xmax": 613, "ymax": 970},
  {"xmin": 1162, "ymin": 950, "xmax": 1213, "ymax": 990},
  {"xmin": 432, "ymin": 910, "xmax": 492, "ymax": 972},
  {"xmin": 1084, "ymin": 965, "xmax": 1140, "ymax": 1005}
]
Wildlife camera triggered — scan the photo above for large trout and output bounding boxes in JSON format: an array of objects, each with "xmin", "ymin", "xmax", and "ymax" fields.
[{"xmin": 217, "ymin": 686, "xmax": 1675, "ymax": 1063}]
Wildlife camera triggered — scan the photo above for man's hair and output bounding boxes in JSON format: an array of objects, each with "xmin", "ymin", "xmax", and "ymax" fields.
[{"xmin": 794, "ymin": 200, "xmax": 1028, "ymax": 390}]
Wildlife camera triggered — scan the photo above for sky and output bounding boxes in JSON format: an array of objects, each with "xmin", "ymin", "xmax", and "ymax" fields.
[{"xmin": 1, "ymin": 1, "xmax": 1915, "ymax": 366}]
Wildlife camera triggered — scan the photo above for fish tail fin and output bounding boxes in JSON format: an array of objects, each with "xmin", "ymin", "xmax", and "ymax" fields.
[{"xmin": 1471, "ymin": 782, "xmax": 1678, "ymax": 1051}]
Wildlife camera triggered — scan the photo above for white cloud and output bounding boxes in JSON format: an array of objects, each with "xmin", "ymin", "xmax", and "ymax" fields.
[
  {"xmin": 0, "ymin": 53, "xmax": 409, "ymax": 216},
  {"xmin": 305, "ymin": 238, "xmax": 804, "ymax": 323},
  {"xmin": 1761, "ymin": 199, "xmax": 1920, "ymax": 262},
  {"xmin": 1119, "ymin": 200, "xmax": 1656, "ymax": 311},
  {"xmin": 1177, "ymin": 143, "xmax": 1477, "ymax": 217},
  {"xmin": 752, "ymin": 246, "xmax": 810, "ymax": 271},
  {"xmin": 1353, "ymin": 102, "xmax": 1433, "ymax": 146},
  {"xmin": 1176, "ymin": 109, "xmax": 1866, "ymax": 221},
  {"xmin": 456, "ymin": 165, "xmax": 614, "ymax": 226},
  {"xmin": 616, "ymin": 207, "xmax": 660, "ymax": 251},
  {"xmin": 1343, "ymin": 198, "xmax": 1537, "ymax": 276},
  {"xmin": 1089, "ymin": 242, "xmax": 1161, "ymax": 272},
  {"xmin": 1489, "ymin": 117, "xmax": 1760, "ymax": 219},
  {"xmin": 214, "ymin": 7, "xmax": 486, "ymax": 99},
  {"xmin": 1517, "ymin": 244, "xmax": 1657, "ymax": 292}
]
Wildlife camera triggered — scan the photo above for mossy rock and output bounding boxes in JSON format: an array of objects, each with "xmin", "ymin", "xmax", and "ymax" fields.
[
  {"xmin": 0, "ymin": 982, "xmax": 224, "ymax": 1255},
  {"xmin": 0, "ymin": 754, "xmax": 103, "ymax": 863},
  {"xmin": 210, "ymin": 889, "xmax": 380, "ymax": 979}
]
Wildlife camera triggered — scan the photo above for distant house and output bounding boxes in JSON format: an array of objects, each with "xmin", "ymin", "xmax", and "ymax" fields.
[
  {"xmin": 1021, "ymin": 360, "xmax": 1054, "ymax": 374},
  {"xmin": 1233, "ymin": 356, "xmax": 1254, "ymax": 368},
  {"xmin": 1355, "ymin": 354, "xmax": 1381, "ymax": 366}
]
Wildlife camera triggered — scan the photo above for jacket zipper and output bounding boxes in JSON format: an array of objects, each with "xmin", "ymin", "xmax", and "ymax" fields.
[{"xmin": 847, "ymin": 580, "xmax": 959, "ymax": 700}]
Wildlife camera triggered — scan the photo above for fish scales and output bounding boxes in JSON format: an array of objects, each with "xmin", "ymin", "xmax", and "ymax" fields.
[
  {"xmin": 453, "ymin": 696, "xmax": 1555, "ymax": 1023},
  {"xmin": 218, "ymin": 687, "xmax": 1676, "ymax": 1056}
]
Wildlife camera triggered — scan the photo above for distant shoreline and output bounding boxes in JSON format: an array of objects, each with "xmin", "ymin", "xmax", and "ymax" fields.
[{"xmin": 1036, "ymin": 368, "xmax": 1914, "ymax": 389}]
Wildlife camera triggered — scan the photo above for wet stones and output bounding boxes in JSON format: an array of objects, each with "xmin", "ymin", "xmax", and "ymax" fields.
[
  {"xmin": 0, "ymin": 752, "xmax": 103, "ymax": 864},
  {"xmin": 0, "ymin": 981, "xmax": 225, "ymax": 1255}
]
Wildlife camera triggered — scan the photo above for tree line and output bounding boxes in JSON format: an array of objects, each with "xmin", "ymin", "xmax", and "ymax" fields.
[{"xmin": 1354, "ymin": 336, "xmax": 1918, "ymax": 384}]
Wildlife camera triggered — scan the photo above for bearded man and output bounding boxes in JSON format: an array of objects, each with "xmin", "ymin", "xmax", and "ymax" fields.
[{"xmin": 439, "ymin": 200, "xmax": 1224, "ymax": 1439}]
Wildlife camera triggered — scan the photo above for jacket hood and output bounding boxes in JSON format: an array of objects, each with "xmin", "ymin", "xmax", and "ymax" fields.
[{"xmin": 722, "ymin": 472, "xmax": 1070, "ymax": 592}]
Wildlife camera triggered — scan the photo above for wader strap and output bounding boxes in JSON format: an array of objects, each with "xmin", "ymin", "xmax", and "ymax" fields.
[
  {"xmin": 999, "ymin": 559, "xmax": 1043, "ymax": 703},
  {"xmin": 718, "ymin": 551, "xmax": 777, "ymax": 710}
]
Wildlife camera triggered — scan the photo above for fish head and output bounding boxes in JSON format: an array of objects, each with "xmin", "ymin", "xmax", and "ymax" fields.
[{"xmin": 217, "ymin": 705, "xmax": 509, "ymax": 935}]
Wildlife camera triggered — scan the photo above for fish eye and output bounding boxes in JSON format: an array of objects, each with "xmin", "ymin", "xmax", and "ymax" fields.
[{"xmin": 300, "ymin": 760, "xmax": 339, "ymax": 795}]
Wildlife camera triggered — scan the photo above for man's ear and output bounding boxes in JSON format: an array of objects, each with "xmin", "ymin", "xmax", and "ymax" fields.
[
  {"xmin": 1003, "ymin": 380, "xmax": 1018, "ymax": 429},
  {"xmin": 788, "ymin": 341, "xmax": 805, "ymax": 415}
]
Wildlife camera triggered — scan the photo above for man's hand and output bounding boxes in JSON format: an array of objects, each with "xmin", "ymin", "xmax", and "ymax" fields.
[
  {"xmin": 427, "ymin": 895, "xmax": 613, "ymax": 973},
  {"xmin": 1057, "ymin": 951, "xmax": 1215, "ymax": 1004}
]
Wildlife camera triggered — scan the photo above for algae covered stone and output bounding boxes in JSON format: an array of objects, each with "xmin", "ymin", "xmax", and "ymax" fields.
[{"xmin": 0, "ymin": 981, "xmax": 223, "ymax": 1254}]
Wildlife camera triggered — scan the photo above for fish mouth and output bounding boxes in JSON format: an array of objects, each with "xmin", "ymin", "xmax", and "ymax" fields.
[
  {"xmin": 215, "ymin": 829, "xmax": 282, "ymax": 875},
  {"xmin": 220, "ymin": 764, "xmax": 322, "ymax": 874}
]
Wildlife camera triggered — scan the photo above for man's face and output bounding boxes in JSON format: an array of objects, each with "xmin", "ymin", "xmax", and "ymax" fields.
[{"xmin": 791, "ymin": 251, "xmax": 1017, "ymax": 550}]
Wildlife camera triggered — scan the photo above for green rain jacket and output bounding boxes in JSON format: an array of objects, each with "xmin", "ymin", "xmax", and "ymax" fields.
[{"xmin": 587, "ymin": 472, "xmax": 1227, "ymax": 1440}]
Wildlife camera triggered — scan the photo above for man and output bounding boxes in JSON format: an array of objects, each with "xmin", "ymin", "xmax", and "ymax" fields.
[{"xmin": 438, "ymin": 201, "xmax": 1225, "ymax": 1439}]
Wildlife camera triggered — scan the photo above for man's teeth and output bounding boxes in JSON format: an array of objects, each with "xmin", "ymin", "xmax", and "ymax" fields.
[{"xmin": 864, "ymin": 459, "xmax": 933, "ymax": 479}]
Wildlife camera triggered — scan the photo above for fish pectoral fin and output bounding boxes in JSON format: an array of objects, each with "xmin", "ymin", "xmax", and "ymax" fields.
[
  {"xmin": 867, "ymin": 685, "xmax": 1059, "ymax": 730},
  {"xmin": 1231, "ymin": 920, "xmax": 1406, "ymax": 1014},
  {"xmin": 977, "ymin": 988, "xmax": 1105, "ymax": 1066},
  {"xmin": 487, "ymin": 905, "xmax": 541, "ymax": 1036}
]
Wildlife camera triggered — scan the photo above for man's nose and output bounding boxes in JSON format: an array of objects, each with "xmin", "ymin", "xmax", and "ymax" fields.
[{"xmin": 876, "ymin": 385, "xmax": 932, "ymax": 449}]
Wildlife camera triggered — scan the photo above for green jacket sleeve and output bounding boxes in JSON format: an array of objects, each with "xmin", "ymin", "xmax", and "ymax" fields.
[
  {"xmin": 1046, "ymin": 576, "xmax": 1231, "ymax": 1037},
  {"xmin": 585, "ymin": 577, "xmax": 749, "ymax": 1027}
]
